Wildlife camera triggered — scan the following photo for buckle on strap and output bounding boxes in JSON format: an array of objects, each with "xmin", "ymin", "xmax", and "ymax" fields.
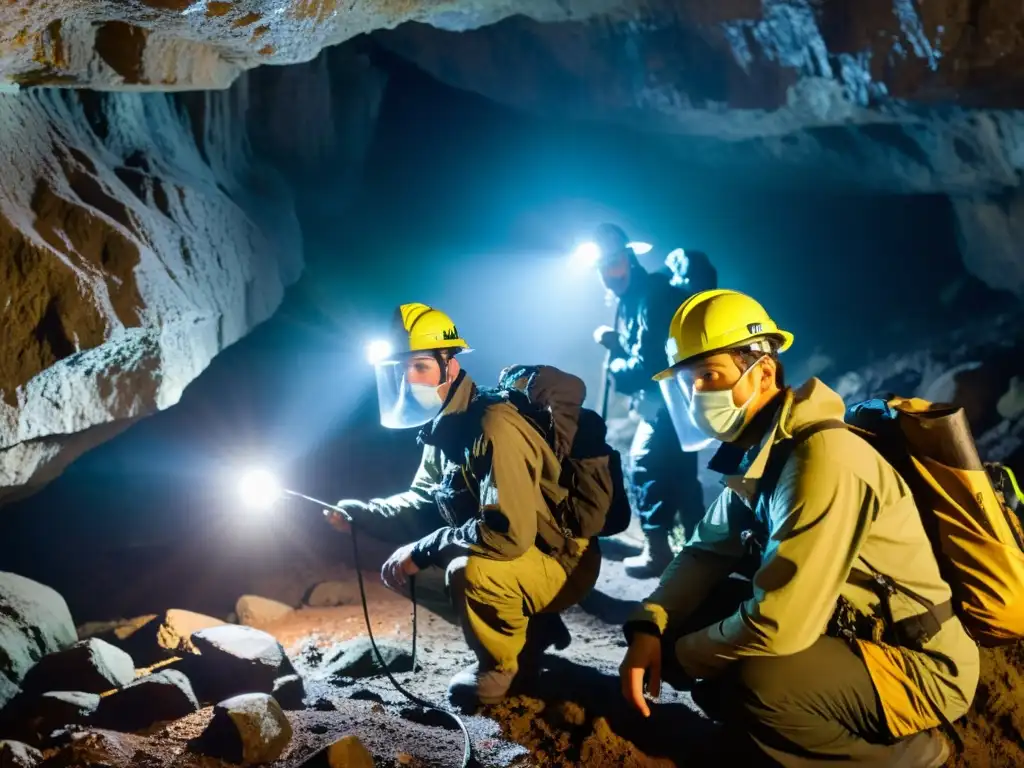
[
  {"xmin": 845, "ymin": 568, "xmax": 955, "ymax": 649},
  {"xmin": 892, "ymin": 599, "xmax": 955, "ymax": 648}
]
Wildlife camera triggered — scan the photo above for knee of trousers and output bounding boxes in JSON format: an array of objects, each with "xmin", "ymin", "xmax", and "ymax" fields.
[
  {"xmin": 461, "ymin": 554, "xmax": 523, "ymax": 601},
  {"xmin": 731, "ymin": 653, "xmax": 813, "ymax": 719}
]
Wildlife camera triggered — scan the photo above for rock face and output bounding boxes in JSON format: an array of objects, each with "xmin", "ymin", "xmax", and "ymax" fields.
[
  {"xmin": 235, "ymin": 595, "xmax": 294, "ymax": 628},
  {"xmin": 0, "ymin": 79, "xmax": 301, "ymax": 502},
  {"xmin": 91, "ymin": 668, "xmax": 199, "ymax": 732},
  {"xmin": 1, "ymin": 1, "xmax": 1023, "ymax": 505},
  {"xmin": 185, "ymin": 625, "xmax": 294, "ymax": 702},
  {"xmin": 195, "ymin": 693, "xmax": 292, "ymax": 766},
  {"xmin": 0, "ymin": 1, "xmax": 610, "ymax": 90},
  {"xmin": 0, "ymin": 573, "xmax": 77, "ymax": 709},
  {"xmin": 113, "ymin": 610, "xmax": 226, "ymax": 667},
  {"xmin": 0, "ymin": 741, "xmax": 43, "ymax": 768},
  {"xmin": 829, "ymin": 309, "xmax": 1024, "ymax": 472},
  {"xmin": 18, "ymin": 639, "xmax": 135, "ymax": 696},
  {"xmin": 15, "ymin": 691, "xmax": 100, "ymax": 744},
  {"xmin": 373, "ymin": 4, "xmax": 1024, "ymax": 298}
]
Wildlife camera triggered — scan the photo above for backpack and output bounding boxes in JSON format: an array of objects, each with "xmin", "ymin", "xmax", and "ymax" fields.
[
  {"xmin": 663, "ymin": 248, "xmax": 718, "ymax": 294},
  {"xmin": 760, "ymin": 396, "xmax": 1024, "ymax": 648},
  {"xmin": 491, "ymin": 365, "xmax": 631, "ymax": 539}
]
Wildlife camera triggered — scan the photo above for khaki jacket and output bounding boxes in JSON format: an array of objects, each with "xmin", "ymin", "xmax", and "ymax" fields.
[
  {"xmin": 630, "ymin": 378, "xmax": 979, "ymax": 737},
  {"xmin": 356, "ymin": 373, "xmax": 587, "ymax": 570}
]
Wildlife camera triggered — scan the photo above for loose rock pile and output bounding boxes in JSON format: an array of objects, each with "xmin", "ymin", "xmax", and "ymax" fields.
[{"xmin": 0, "ymin": 572, "xmax": 387, "ymax": 767}]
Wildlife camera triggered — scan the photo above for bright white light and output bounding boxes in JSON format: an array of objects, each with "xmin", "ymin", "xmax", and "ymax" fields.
[
  {"xmin": 571, "ymin": 241, "xmax": 601, "ymax": 268},
  {"xmin": 627, "ymin": 241, "xmax": 653, "ymax": 255},
  {"xmin": 239, "ymin": 469, "xmax": 282, "ymax": 511},
  {"xmin": 366, "ymin": 339, "xmax": 394, "ymax": 365}
]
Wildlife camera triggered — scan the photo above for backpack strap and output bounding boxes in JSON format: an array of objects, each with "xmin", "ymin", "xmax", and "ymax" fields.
[
  {"xmin": 753, "ymin": 416, "xmax": 965, "ymax": 753},
  {"xmin": 756, "ymin": 419, "xmax": 849, "ymax": 508}
]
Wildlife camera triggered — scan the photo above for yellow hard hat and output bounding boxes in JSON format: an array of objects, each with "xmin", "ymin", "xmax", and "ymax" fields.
[
  {"xmin": 653, "ymin": 289, "xmax": 793, "ymax": 381},
  {"xmin": 391, "ymin": 302, "xmax": 471, "ymax": 356}
]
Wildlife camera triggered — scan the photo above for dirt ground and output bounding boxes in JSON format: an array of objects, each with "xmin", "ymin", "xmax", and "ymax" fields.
[{"xmin": 32, "ymin": 535, "xmax": 1024, "ymax": 767}]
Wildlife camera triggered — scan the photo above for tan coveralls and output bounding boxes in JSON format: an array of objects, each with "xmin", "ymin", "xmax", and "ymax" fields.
[{"xmin": 354, "ymin": 372, "xmax": 600, "ymax": 674}]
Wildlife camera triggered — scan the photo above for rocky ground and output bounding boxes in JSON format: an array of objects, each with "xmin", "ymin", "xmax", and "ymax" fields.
[{"xmin": 2, "ymin": 530, "xmax": 1024, "ymax": 768}]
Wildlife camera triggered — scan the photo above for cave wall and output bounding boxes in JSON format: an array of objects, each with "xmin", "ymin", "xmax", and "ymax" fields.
[
  {"xmin": 0, "ymin": 0, "xmax": 609, "ymax": 89},
  {"xmin": 0, "ymin": 79, "xmax": 305, "ymax": 502},
  {"xmin": 372, "ymin": 5, "xmax": 1024, "ymax": 298}
]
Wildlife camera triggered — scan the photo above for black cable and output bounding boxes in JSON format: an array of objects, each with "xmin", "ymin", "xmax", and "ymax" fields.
[
  {"xmin": 410, "ymin": 576, "xmax": 418, "ymax": 673},
  {"xmin": 349, "ymin": 523, "xmax": 473, "ymax": 768}
]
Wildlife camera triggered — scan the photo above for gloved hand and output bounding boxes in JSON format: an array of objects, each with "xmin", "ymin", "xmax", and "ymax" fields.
[
  {"xmin": 593, "ymin": 325, "xmax": 623, "ymax": 355},
  {"xmin": 322, "ymin": 499, "xmax": 372, "ymax": 534}
]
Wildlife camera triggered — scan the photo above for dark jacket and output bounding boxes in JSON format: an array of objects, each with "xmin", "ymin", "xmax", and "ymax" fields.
[
  {"xmin": 352, "ymin": 372, "xmax": 590, "ymax": 573},
  {"xmin": 608, "ymin": 268, "xmax": 688, "ymax": 398}
]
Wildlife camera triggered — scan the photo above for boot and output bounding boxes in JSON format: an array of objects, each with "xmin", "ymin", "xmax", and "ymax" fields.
[
  {"xmin": 624, "ymin": 531, "xmax": 673, "ymax": 578},
  {"xmin": 526, "ymin": 612, "xmax": 571, "ymax": 653},
  {"xmin": 517, "ymin": 612, "xmax": 572, "ymax": 678},
  {"xmin": 447, "ymin": 661, "xmax": 516, "ymax": 712}
]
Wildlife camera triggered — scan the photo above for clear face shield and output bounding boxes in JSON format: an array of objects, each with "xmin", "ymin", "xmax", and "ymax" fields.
[
  {"xmin": 374, "ymin": 353, "xmax": 447, "ymax": 430},
  {"xmin": 658, "ymin": 375, "xmax": 716, "ymax": 452},
  {"xmin": 660, "ymin": 352, "xmax": 769, "ymax": 449}
]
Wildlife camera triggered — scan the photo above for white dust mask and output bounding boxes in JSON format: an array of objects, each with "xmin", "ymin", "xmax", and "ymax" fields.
[
  {"xmin": 409, "ymin": 382, "xmax": 444, "ymax": 410},
  {"xmin": 687, "ymin": 358, "xmax": 765, "ymax": 442}
]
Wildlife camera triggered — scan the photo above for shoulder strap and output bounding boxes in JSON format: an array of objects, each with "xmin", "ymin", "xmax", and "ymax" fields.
[{"xmin": 757, "ymin": 419, "xmax": 848, "ymax": 507}]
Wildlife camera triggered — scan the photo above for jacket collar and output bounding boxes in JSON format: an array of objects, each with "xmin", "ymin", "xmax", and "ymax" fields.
[
  {"xmin": 707, "ymin": 388, "xmax": 793, "ymax": 504},
  {"xmin": 417, "ymin": 370, "xmax": 476, "ymax": 447},
  {"xmin": 706, "ymin": 377, "xmax": 847, "ymax": 503}
]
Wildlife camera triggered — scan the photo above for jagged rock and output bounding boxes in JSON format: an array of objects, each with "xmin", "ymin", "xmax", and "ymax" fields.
[
  {"xmin": 319, "ymin": 638, "xmax": 416, "ymax": 681},
  {"xmin": 114, "ymin": 610, "xmax": 225, "ymax": 667},
  {"xmin": 376, "ymin": 8, "xmax": 1024, "ymax": 298},
  {"xmin": 0, "ymin": 79, "xmax": 302, "ymax": 502},
  {"xmin": 194, "ymin": 693, "xmax": 292, "ymax": 766},
  {"xmin": 998, "ymin": 377, "xmax": 1024, "ymax": 421},
  {"xmin": 91, "ymin": 669, "xmax": 198, "ymax": 732},
  {"xmin": 54, "ymin": 729, "xmax": 137, "ymax": 767},
  {"xmin": 19, "ymin": 638, "xmax": 134, "ymax": 696},
  {"xmin": 0, "ymin": 573, "xmax": 76, "ymax": 709},
  {"xmin": 272, "ymin": 674, "xmax": 306, "ymax": 711},
  {"xmin": 15, "ymin": 691, "xmax": 99, "ymax": 745},
  {"xmin": 0, "ymin": 2, "xmax": 587, "ymax": 90},
  {"xmin": 303, "ymin": 734, "xmax": 374, "ymax": 768},
  {"xmin": 235, "ymin": 595, "xmax": 294, "ymax": 627},
  {"xmin": 305, "ymin": 581, "xmax": 355, "ymax": 607},
  {"xmin": 76, "ymin": 617, "xmax": 154, "ymax": 643},
  {"xmin": 183, "ymin": 626, "xmax": 293, "ymax": 703},
  {"xmin": 0, "ymin": 740, "xmax": 42, "ymax": 768}
]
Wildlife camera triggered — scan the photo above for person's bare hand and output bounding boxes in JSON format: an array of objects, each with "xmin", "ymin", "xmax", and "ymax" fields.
[
  {"xmin": 619, "ymin": 632, "xmax": 662, "ymax": 718},
  {"xmin": 381, "ymin": 543, "xmax": 421, "ymax": 590}
]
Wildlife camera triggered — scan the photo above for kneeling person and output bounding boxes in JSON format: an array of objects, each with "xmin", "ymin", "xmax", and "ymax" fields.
[
  {"xmin": 327, "ymin": 303, "xmax": 605, "ymax": 708},
  {"xmin": 619, "ymin": 289, "xmax": 979, "ymax": 766}
]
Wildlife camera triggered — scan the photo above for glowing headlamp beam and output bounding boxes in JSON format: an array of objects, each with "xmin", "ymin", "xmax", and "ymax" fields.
[
  {"xmin": 571, "ymin": 240, "xmax": 653, "ymax": 267},
  {"xmin": 366, "ymin": 339, "xmax": 394, "ymax": 365},
  {"xmin": 571, "ymin": 241, "xmax": 601, "ymax": 267},
  {"xmin": 237, "ymin": 469, "xmax": 353, "ymax": 521}
]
